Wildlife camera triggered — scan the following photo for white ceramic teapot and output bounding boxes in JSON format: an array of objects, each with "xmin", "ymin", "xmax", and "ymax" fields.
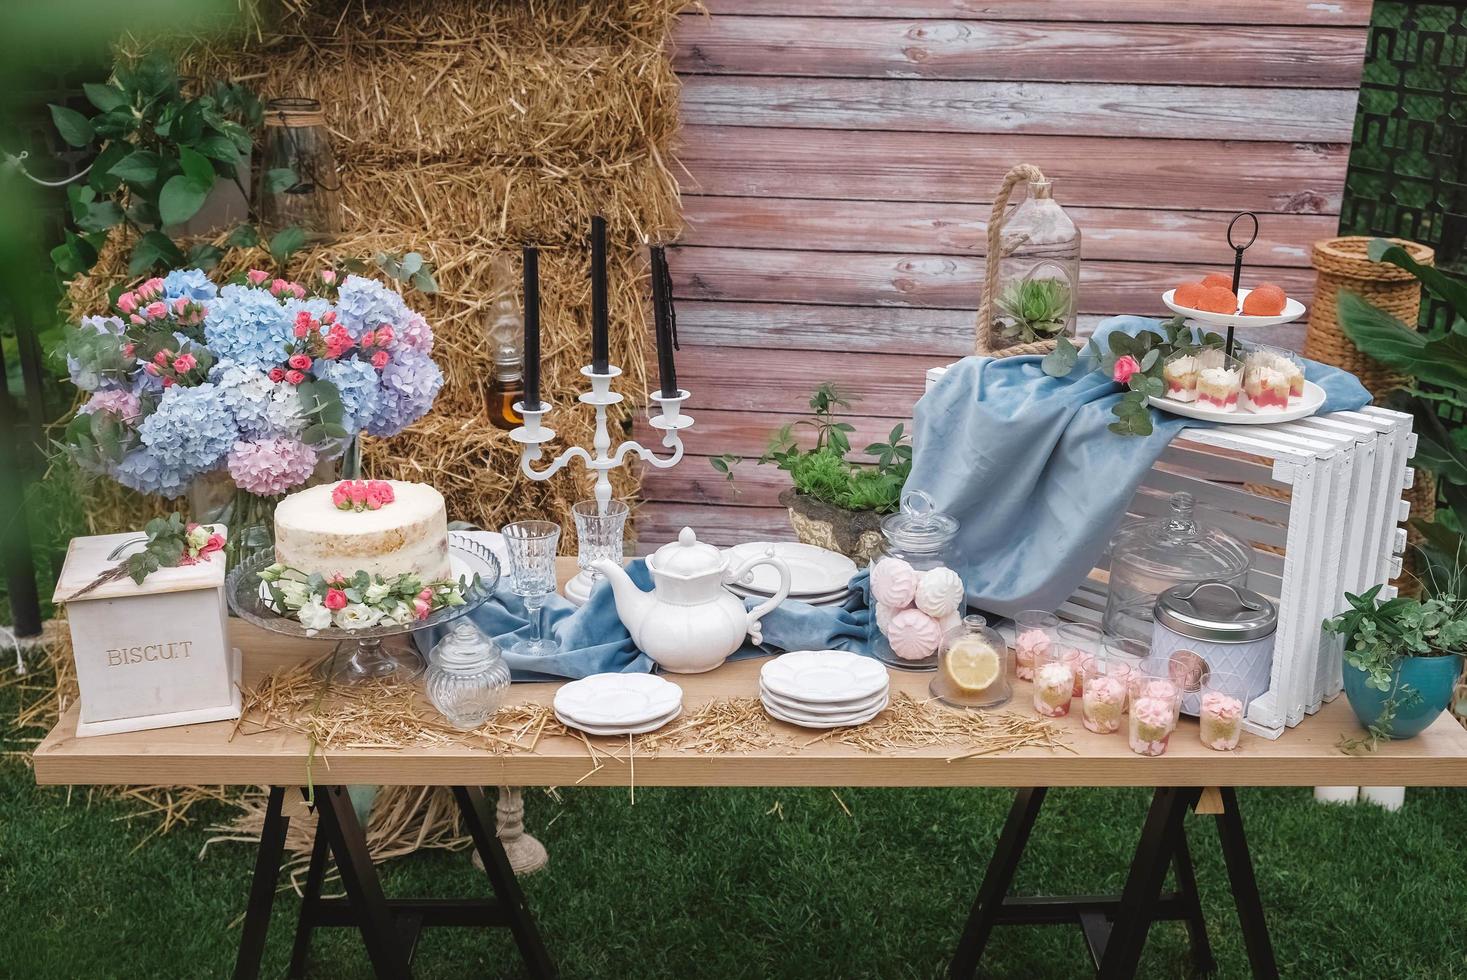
[{"xmin": 594, "ymin": 527, "xmax": 791, "ymax": 673}]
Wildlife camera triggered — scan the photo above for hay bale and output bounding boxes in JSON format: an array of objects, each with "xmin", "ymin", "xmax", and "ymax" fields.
[{"xmin": 69, "ymin": 0, "xmax": 691, "ymax": 554}]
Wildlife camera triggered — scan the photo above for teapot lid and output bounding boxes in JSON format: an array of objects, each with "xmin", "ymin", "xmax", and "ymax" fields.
[{"xmin": 650, "ymin": 527, "xmax": 725, "ymax": 577}]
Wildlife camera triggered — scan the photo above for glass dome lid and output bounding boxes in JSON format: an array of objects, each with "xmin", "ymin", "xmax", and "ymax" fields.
[
  {"xmin": 1108, "ymin": 492, "xmax": 1251, "ymax": 583},
  {"xmin": 881, "ymin": 489, "xmax": 959, "ymax": 552}
]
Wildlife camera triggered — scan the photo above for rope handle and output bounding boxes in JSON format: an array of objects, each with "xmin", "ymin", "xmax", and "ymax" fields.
[{"xmin": 976, "ymin": 163, "xmax": 1048, "ymax": 356}]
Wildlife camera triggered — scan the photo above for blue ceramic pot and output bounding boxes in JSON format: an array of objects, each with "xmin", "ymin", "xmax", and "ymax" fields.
[{"xmin": 1342, "ymin": 653, "xmax": 1464, "ymax": 739}]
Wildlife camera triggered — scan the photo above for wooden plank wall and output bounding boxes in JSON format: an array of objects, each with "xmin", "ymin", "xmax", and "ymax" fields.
[{"xmin": 636, "ymin": 0, "xmax": 1371, "ymax": 548}]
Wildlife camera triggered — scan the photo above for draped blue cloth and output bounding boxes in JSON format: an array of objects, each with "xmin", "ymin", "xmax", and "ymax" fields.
[{"xmin": 905, "ymin": 316, "xmax": 1372, "ymax": 620}]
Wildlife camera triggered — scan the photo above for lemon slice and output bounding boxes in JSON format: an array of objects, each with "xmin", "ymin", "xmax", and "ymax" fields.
[{"xmin": 944, "ymin": 638, "xmax": 1000, "ymax": 694}]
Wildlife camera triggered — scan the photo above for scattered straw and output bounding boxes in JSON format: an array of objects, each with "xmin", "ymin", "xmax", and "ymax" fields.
[{"xmin": 803, "ymin": 692, "xmax": 1073, "ymax": 758}]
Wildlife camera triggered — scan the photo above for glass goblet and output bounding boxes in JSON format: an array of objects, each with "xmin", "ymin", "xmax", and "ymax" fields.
[{"xmin": 503, "ymin": 520, "xmax": 562, "ymax": 657}]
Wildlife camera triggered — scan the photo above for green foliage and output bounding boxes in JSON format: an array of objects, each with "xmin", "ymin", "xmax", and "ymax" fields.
[
  {"xmin": 710, "ymin": 385, "xmax": 912, "ymax": 514},
  {"xmin": 995, "ymin": 276, "xmax": 1071, "ymax": 344},
  {"xmin": 1338, "ymin": 237, "xmax": 1467, "ymax": 584},
  {"xmin": 1325, "ymin": 584, "xmax": 1467, "ymax": 747},
  {"xmin": 47, "ymin": 49, "xmax": 304, "ymax": 279},
  {"xmin": 373, "ymin": 250, "xmax": 439, "ymax": 294},
  {"xmin": 294, "ymin": 378, "xmax": 349, "ymax": 445}
]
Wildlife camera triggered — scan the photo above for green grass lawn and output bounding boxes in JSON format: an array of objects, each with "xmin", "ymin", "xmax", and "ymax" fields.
[{"xmin": 6, "ymin": 666, "xmax": 1467, "ymax": 980}]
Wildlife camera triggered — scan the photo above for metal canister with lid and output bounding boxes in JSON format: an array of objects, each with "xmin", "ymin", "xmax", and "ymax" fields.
[{"xmin": 1149, "ymin": 580, "xmax": 1277, "ymax": 717}]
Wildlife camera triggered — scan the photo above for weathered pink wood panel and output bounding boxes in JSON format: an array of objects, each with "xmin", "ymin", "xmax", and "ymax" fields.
[{"xmin": 643, "ymin": 2, "xmax": 1369, "ymax": 547}]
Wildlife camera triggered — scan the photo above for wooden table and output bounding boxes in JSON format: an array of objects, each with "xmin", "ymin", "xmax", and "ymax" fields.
[{"xmin": 35, "ymin": 619, "xmax": 1467, "ymax": 980}]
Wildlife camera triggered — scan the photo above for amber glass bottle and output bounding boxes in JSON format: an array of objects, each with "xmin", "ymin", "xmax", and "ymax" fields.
[{"xmin": 487, "ymin": 351, "xmax": 524, "ymax": 431}]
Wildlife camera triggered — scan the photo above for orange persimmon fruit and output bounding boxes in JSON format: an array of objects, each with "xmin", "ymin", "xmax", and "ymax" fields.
[
  {"xmin": 1242, "ymin": 283, "xmax": 1288, "ymax": 316},
  {"xmin": 1196, "ymin": 285, "xmax": 1238, "ymax": 314},
  {"xmin": 1173, "ymin": 281, "xmax": 1207, "ymax": 308},
  {"xmin": 1201, "ymin": 272, "xmax": 1234, "ymax": 290}
]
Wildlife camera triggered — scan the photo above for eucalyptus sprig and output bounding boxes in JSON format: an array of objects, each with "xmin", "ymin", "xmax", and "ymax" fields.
[
  {"xmin": 1042, "ymin": 316, "xmax": 1224, "ymax": 437},
  {"xmin": 67, "ymin": 513, "xmax": 224, "ymax": 599}
]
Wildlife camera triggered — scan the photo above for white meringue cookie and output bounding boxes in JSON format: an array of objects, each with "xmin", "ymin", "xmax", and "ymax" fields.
[
  {"xmin": 915, "ymin": 566, "xmax": 964, "ymax": 618},
  {"xmin": 887, "ymin": 607, "xmax": 942, "ymax": 661},
  {"xmin": 870, "ymin": 556, "xmax": 917, "ymax": 608}
]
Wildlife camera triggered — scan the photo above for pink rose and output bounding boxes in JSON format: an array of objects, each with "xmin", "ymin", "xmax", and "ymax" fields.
[
  {"xmin": 129, "ymin": 314, "xmax": 146, "ymax": 326},
  {"xmin": 413, "ymin": 597, "xmax": 432, "ymax": 620},
  {"xmin": 162, "ymin": 376, "xmax": 175, "ymax": 388},
  {"xmin": 284, "ymin": 369, "xmax": 306, "ymax": 385},
  {"xmin": 202, "ymin": 534, "xmax": 225, "ymax": 556},
  {"xmin": 270, "ymin": 278, "xmax": 288, "ymax": 295},
  {"xmin": 293, "ymin": 324, "xmax": 309, "ymax": 339},
  {"xmin": 153, "ymin": 350, "xmax": 170, "ymax": 366},
  {"xmin": 331, "ymin": 483, "xmax": 352, "ymax": 509},
  {"xmin": 368, "ymin": 480, "xmax": 395, "ymax": 505},
  {"xmin": 375, "ymin": 325, "xmax": 394, "ymax": 346},
  {"xmin": 247, "ymin": 269, "xmax": 270, "ymax": 286},
  {"xmin": 143, "ymin": 363, "xmax": 159, "ymax": 376},
  {"xmin": 348, "ymin": 481, "xmax": 368, "ymax": 504},
  {"xmin": 321, "ymin": 310, "xmax": 337, "ymax": 324},
  {"xmin": 122, "ymin": 343, "xmax": 135, "ymax": 358},
  {"xmin": 116, "ymin": 292, "xmax": 138, "ymax": 314},
  {"xmin": 268, "ymin": 368, "xmax": 286, "ymax": 382},
  {"xmin": 324, "ymin": 588, "xmax": 348, "ymax": 611},
  {"xmin": 371, "ymin": 351, "xmax": 390, "ymax": 370},
  {"xmin": 320, "ymin": 269, "xmax": 337, "ymax": 285},
  {"xmin": 290, "ymin": 283, "xmax": 305, "ymax": 299},
  {"xmin": 173, "ymin": 297, "xmax": 189, "ymax": 315},
  {"xmin": 172, "ymin": 353, "xmax": 197, "ymax": 373},
  {"xmin": 288, "ymin": 354, "xmax": 312, "ymax": 371},
  {"xmin": 145, "ymin": 301, "xmax": 168, "ymax": 319},
  {"xmin": 359, "ymin": 330, "xmax": 375, "ymax": 348},
  {"xmin": 142, "ymin": 277, "xmax": 164, "ymax": 297},
  {"xmin": 1112, "ymin": 354, "xmax": 1142, "ymax": 384},
  {"xmin": 417, "ymin": 587, "xmax": 433, "ymax": 602}
]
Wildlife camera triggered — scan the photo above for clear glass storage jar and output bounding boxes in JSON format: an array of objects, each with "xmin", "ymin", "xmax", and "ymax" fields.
[
  {"xmin": 932, "ymin": 615, "xmax": 1011, "ymax": 709},
  {"xmin": 992, "ymin": 179, "xmax": 1081, "ymax": 346},
  {"xmin": 870, "ymin": 490, "xmax": 962, "ymax": 671},
  {"xmin": 425, "ymin": 621, "xmax": 511, "ymax": 730},
  {"xmin": 1103, "ymin": 491, "xmax": 1251, "ymax": 644}
]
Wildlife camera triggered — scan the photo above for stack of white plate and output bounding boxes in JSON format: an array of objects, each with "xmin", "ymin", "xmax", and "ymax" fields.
[
  {"xmin": 724, "ymin": 542, "xmax": 858, "ymax": 607},
  {"xmin": 759, "ymin": 650, "xmax": 889, "ymax": 729},
  {"xmin": 553, "ymin": 673, "xmax": 683, "ymax": 736}
]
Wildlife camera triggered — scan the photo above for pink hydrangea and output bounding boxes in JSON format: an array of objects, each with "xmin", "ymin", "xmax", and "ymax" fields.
[
  {"xmin": 81, "ymin": 389, "xmax": 142, "ymax": 421},
  {"xmin": 226, "ymin": 438, "xmax": 319, "ymax": 496},
  {"xmin": 395, "ymin": 312, "xmax": 433, "ymax": 354}
]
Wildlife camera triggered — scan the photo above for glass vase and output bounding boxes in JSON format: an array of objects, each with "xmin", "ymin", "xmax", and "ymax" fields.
[{"xmin": 992, "ymin": 179, "xmax": 1080, "ymax": 346}]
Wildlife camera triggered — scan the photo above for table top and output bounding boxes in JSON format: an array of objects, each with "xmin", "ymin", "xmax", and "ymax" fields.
[{"xmin": 33, "ymin": 620, "xmax": 1467, "ymax": 790}]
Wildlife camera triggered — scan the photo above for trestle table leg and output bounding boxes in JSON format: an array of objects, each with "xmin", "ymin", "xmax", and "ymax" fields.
[
  {"xmin": 233, "ymin": 786, "xmax": 289, "ymax": 980},
  {"xmin": 288, "ymin": 822, "xmax": 330, "ymax": 978},
  {"xmin": 313, "ymin": 784, "xmax": 412, "ymax": 979},
  {"xmin": 949, "ymin": 786, "xmax": 1048, "ymax": 979},
  {"xmin": 453, "ymin": 786, "xmax": 558, "ymax": 979},
  {"xmin": 1098, "ymin": 786, "xmax": 1200, "ymax": 979},
  {"xmin": 1171, "ymin": 827, "xmax": 1216, "ymax": 975},
  {"xmin": 1216, "ymin": 788, "xmax": 1279, "ymax": 979}
]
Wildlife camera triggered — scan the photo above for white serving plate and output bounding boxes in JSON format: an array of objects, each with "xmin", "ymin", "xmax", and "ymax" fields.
[
  {"xmin": 760, "ymin": 650, "xmax": 889, "ymax": 704},
  {"xmin": 553, "ymin": 672, "xmax": 683, "ymax": 727},
  {"xmin": 555, "ymin": 705, "xmax": 681, "ymax": 737},
  {"xmin": 758, "ymin": 681, "xmax": 888, "ymax": 716},
  {"xmin": 762, "ymin": 696, "xmax": 887, "ymax": 730},
  {"xmin": 724, "ymin": 542, "xmax": 857, "ymax": 596},
  {"xmin": 1162, "ymin": 287, "xmax": 1305, "ymax": 328},
  {"xmin": 1150, "ymin": 379, "xmax": 1325, "ymax": 425},
  {"xmin": 730, "ymin": 584, "xmax": 851, "ymax": 606}
]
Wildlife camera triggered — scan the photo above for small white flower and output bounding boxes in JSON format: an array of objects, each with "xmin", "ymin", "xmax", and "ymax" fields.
[
  {"xmin": 297, "ymin": 597, "xmax": 333, "ymax": 631},
  {"xmin": 277, "ymin": 580, "xmax": 311, "ymax": 607},
  {"xmin": 333, "ymin": 603, "xmax": 384, "ymax": 630},
  {"xmin": 365, "ymin": 581, "xmax": 393, "ymax": 603}
]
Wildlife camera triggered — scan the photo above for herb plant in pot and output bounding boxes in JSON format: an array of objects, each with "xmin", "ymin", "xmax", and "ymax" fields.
[
  {"xmin": 1325, "ymin": 585, "xmax": 1467, "ymax": 748},
  {"xmin": 711, "ymin": 384, "xmax": 910, "ymax": 565}
]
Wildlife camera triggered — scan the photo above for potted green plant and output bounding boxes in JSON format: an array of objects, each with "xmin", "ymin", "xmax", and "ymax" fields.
[
  {"xmin": 711, "ymin": 383, "xmax": 910, "ymax": 564},
  {"xmin": 996, "ymin": 277, "xmax": 1072, "ymax": 345},
  {"xmin": 1325, "ymin": 584, "xmax": 1467, "ymax": 749}
]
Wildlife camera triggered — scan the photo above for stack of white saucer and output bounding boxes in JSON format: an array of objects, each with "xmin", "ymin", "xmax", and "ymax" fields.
[
  {"xmin": 759, "ymin": 650, "xmax": 889, "ymax": 729},
  {"xmin": 724, "ymin": 542, "xmax": 857, "ymax": 608},
  {"xmin": 553, "ymin": 673, "xmax": 683, "ymax": 736}
]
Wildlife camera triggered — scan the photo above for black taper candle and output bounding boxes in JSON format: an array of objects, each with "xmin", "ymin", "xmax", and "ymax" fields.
[
  {"xmin": 522, "ymin": 245, "xmax": 541, "ymax": 411},
  {"xmin": 650, "ymin": 245, "xmax": 678, "ymax": 398},
  {"xmin": 590, "ymin": 215, "xmax": 609, "ymax": 374}
]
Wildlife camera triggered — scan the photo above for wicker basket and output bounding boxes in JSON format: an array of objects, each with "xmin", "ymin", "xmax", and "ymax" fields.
[
  {"xmin": 976, "ymin": 163, "xmax": 1063, "ymax": 359},
  {"xmin": 1304, "ymin": 236, "xmax": 1434, "ymax": 396}
]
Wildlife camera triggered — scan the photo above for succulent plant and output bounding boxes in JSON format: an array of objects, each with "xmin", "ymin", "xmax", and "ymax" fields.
[{"xmin": 995, "ymin": 277, "xmax": 1072, "ymax": 343}]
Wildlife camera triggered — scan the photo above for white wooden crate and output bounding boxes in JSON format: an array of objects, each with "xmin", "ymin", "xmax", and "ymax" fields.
[{"xmin": 924, "ymin": 366, "xmax": 1416, "ymax": 739}]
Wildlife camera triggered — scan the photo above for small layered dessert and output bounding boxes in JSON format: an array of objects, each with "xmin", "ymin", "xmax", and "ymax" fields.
[
  {"xmin": 1162, "ymin": 352, "xmax": 1200, "ymax": 402},
  {"xmin": 1013, "ymin": 628, "xmax": 1049, "ymax": 681},
  {"xmin": 1081, "ymin": 674, "xmax": 1127, "ymax": 734},
  {"xmin": 1128, "ymin": 695, "xmax": 1177, "ymax": 757},
  {"xmin": 1196, "ymin": 364, "xmax": 1241, "ymax": 411},
  {"xmin": 1032, "ymin": 660, "xmax": 1075, "ymax": 717},
  {"xmin": 1242, "ymin": 363, "xmax": 1291, "ymax": 412},
  {"xmin": 1200, "ymin": 691, "xmax": 1245, "ymax": 751}
]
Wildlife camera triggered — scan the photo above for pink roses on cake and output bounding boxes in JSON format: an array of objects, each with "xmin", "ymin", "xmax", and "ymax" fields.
[{"xmin": 332, "ymin": 479, "xmax": 397, "ymax": 512}]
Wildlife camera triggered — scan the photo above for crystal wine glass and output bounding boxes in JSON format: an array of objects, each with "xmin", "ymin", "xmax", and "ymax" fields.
[
  {"xmin": 566, "ymin": 498, "xmax": 629, "ymax": 604},
  {"xmin": 503, "ymin": 520, "xmax": 561, "ymax": 657}
]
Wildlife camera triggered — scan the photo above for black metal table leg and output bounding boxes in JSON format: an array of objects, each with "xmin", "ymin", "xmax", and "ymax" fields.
[
  {"xmin": 453, "ymin": 786, "xmax": 558, "ymax": 980},
  {"xmin": 288, "ymin": 821, "xmax": 330, "ymax": 979},
  {"xmin": 1216, "ymin": 788, "xmax": 1279, "ymax": 979},
  {"xmin": 1171, "ymin": 827, "xmax": 1217, "ymax": 975},
  {"xmin": 949, "ymin": 786, "xmax": 1048, "ymax": 979},
  {"xmin": 233, "ymin": 786, "xmax": 289, "ymax": 980},
  {"xmin": 1099, "ymin": 786, "xmax": 1200, "ymax": 980},
  {"xmin": 314, "ymin": 785, "xmax": 412, "ymax": 979}
]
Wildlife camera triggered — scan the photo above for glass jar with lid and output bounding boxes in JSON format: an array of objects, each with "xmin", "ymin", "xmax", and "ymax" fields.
[
  {"xmin": 426, "ymin": 621, "xmax": 512, "ymax": 730},
  {"xmin": 932, "ymin": 615, "xmax": 1011, "ymax": 709},
  {"xmin": 1103, "ymin": 492, "xmax": 1251, "ymax": 644},
  {"xmin": 869, "ymin": 489, "xmax": 962, "ymax": 671}
]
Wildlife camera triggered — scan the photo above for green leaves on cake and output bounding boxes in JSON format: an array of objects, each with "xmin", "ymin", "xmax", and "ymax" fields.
[{"xmin": 259, "ymin": 563, "xmax": 471, "ymax": 632}]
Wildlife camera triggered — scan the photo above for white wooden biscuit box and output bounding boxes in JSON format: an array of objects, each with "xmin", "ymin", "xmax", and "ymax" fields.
[{"xmin": 53, "ymin": 526, "xmax": 241, "ymax": 737}]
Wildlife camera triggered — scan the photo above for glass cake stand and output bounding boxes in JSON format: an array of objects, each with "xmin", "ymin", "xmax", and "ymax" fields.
[{"xmin": 227, "ymin": 531, "xmax": 501, "ymax": 685}]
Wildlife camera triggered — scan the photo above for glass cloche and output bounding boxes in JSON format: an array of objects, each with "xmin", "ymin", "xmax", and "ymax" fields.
[
  {"xmin": 993, "ymin": 179, "xmax": 1080, "ymax": 346},
  {"xmin": 1103, "ymin": 492, "xmax": 1251, "ymax": 644}
]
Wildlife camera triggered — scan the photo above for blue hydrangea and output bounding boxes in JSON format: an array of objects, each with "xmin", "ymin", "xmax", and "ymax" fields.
[
  {"xmin": 367, "ymin": 349, "xmax": 442, "ymax": 437},
  {"xmin": 204, "ymin": 284, "xmax": 292, "ymax": 370},
  {"xmin": 314, "ymin": 357, "xmax": 383, "ymax": 433},
  {"xmin": 335, "ymin": 275, "xmax": 408, "ymax": 338},
  {"xmin": 161, "ymin": 268, "xmax": 218, "ymax": 302},
  {"xmin": 113, "ymin": 448, "xmax": 193, "ymax": 498},
  {"xmin": 137, "ymin": 382, "xmax": 237, "ymax": 478},
  {"xmin": 215, "ymin": 361, "xmax": 290, "ymax": 439}
]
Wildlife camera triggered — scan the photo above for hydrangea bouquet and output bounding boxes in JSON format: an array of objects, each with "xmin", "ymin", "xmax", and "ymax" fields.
[{"xmin": 62, "ymin": 266, "xmax": 443, "ymax": 518}]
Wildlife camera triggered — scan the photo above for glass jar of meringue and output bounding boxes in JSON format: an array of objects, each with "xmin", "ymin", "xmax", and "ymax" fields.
[{"xmin": 870, "ymin": 490, "xmax": 962, "ymax": 671}]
